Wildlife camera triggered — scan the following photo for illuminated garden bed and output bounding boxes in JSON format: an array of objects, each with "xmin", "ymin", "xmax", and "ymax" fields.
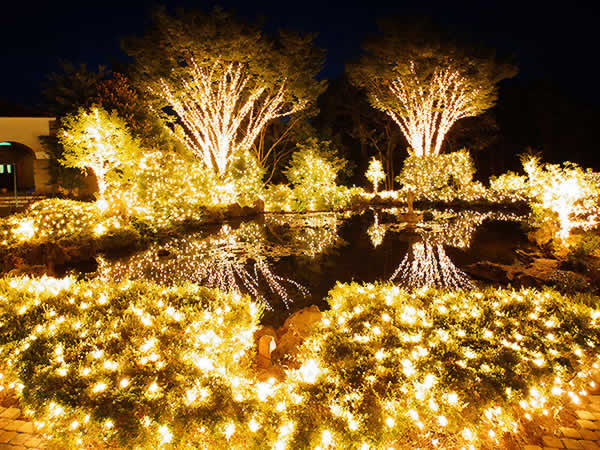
[{"xmin": 1, "ymin": 277, "xmax": 599, "ymax": 449}]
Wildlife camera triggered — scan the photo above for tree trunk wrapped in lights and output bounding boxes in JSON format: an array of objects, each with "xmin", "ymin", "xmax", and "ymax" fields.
[
  {"xmin": 349, "ymin": 18, "xmax": 517, "ymax": 157},
  {"xmin": 158, "ymin": 60, "xmax": 305, "ymax": 176},
  {"xmin": 124, "ymin": 8, "xmax": 325, "ymax": 177}
]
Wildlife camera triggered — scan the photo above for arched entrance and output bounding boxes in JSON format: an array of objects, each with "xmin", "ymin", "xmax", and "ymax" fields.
[{"xmin": 0, "ymin": 141, "xmax": 36, "ymax": 192}]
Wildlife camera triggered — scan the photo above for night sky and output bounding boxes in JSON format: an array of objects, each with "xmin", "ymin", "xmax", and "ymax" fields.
[{"xmin": 2, "ymin": 1, "xmax": 598, "ymax": 108}]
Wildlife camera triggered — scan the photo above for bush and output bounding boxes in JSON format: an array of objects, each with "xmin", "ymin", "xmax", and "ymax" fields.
[
  {"xmin": 523, "ymin": 156, "xmax": 600, "ymax": 242},
  {"xmin": 226, "ymin": 149, "xmax": 265, "ymax": 207},
  {"xmin": 0, "ymin": 199, "xmax": 129, "ymax": 246},
  {"xmin": 396, "ymin": 149, "xmax": 479, "ymax": 202},
  {"xmin": 284, "ymin": 139, "xmax": 353, "ymax": 211},
  {"xmin": 264, "ymin": 184, "xmax": 296, "ymax": 212},
  {"xmin": 0, "ymin": 277, "xmax": 268, "ymax": 448},
  {"xmin": 278, "ymin": 282, "xmax": 600, "ymax": 449},
  {"xmin": 489, "ymin": 171, "xmax": 529, "ymax": 201}
]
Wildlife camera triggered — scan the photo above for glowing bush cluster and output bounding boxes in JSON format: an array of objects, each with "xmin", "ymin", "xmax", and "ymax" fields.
[
  {"xmin": 0, "ymin": 199, "xmax": 128, "ymax": 246},
  {"xmin": 282, "ymin": 139, "xmax": 357, "ymax": 211},
  {"xmin": 1, "ymin": 278, "xmax": 599, "ymax": 448},
  {"xmin": 396, "ymin": 149, "xmax": 486, "ymax": 202},
  {"xmin": 0, "ymin": 277, "xmax": 268, "ymax": 448},
  {"xmin": 489, "ymin": 171, "xmax": 529, "ymax": 201},
  {"xmin": 523, "ymin": 157, "xmax": 600, "ymax": 241},
  {"xmin": 279, "ymin": 283, "xmax": 600, "ymax": 449},
  {"xmin": 106, "ymin": 149, "xmax": 264, "ymax": 230}
]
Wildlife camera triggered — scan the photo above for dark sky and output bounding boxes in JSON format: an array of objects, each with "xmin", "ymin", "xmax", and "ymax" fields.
[{"xmin": 2, "ymin": 0, "xmax": 598, "ymax": 108}]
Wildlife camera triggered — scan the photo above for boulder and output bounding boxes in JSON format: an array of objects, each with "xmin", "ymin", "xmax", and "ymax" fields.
[
  {"xmin": 278, "ymin": 305, "xmax": 322, "ymax": 339},
  {"xmin": 464, "ymin": 261, "xmax": 511, "ymax": 283},
  {"xmin": 226, "ymin": 203, "xmax": 244, "ymax": 217},
  {"xmin": 272, "ymin": 329, "xmax": 304, "ymax": 367}
]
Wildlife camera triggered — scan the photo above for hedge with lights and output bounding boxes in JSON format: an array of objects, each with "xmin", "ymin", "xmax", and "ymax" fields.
[
  {"xmin": 0, "ymin": 276, "xmax": 276, "ymax": 449},
  {"xmin": 278, "ymin": 283, "xmax": 600, "ymax": 449}
]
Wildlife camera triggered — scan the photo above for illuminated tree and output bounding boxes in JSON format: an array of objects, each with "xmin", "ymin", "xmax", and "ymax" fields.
[
  {"xmin": 124, "ymin": 7, "xmax": 325, "ymax": 177},
  {"xmin": 59, "ymin": 106, "xmax": 140, "ymax": 201},
  {"xmin": 365, "ymin": 157, "xmax": 386, "ymax": 193},
  {"xmin": 349, "ymin": 19, "xmax": 516, "ymax": 156}
]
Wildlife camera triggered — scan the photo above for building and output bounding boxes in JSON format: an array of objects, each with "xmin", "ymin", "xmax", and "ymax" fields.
[{"xmin": 0, "ymin": 101, "xmax": 55, "ymax": 194}]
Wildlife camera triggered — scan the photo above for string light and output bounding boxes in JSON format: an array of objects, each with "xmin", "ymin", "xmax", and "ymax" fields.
[{"xmin": 158, "ymin": 59, "xmax": 306, "ymax": 176}]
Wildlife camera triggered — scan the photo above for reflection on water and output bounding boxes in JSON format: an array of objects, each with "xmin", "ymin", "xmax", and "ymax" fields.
[
  {"xmin": 265, "ymin": 212, "xmax": 347, "ymax": 257},
  {"xmin": 91, "ymin": 208, "xmax": 528, "ymax": 323},
  {"xmin": 97, "ymin": 222, "xmax": 309, "ymax": 310},
  {"xmin": 367, "ymin": 212, "xmax": 386, "ymax": 248},
  {"xmin": 390, "ymin": 239, "xmax": 475, "ymax": 289},
  {"xmin": 371, "ymin": 208, "xmax": 526, "ymax": 289}
]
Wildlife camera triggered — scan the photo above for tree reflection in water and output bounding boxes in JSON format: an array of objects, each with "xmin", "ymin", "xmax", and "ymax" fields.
[
  {"xmin": 384, "ymin": 209, "xmax": 524, "ymax": 289},
  {"xmin": 97, "ymin": 222, "xmax": 309, "ymax": 310},
  {"xmin": 390, "ymin": 239, "xmax": 475, "ymax": 289}
]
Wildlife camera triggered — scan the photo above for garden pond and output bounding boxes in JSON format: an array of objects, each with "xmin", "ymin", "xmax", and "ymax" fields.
[{"xmin": 66, "ymin": 207, "xmax": 535, "ymax": 326}]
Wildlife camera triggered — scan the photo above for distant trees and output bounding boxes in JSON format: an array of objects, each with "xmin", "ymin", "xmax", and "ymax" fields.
[
  {"xmin": 123, "ymin": 8, "xmax": 325, "ymax": 177},
  {"xmin": 349, "ymin": 19, "xmax": 517, "ymax": 157}
]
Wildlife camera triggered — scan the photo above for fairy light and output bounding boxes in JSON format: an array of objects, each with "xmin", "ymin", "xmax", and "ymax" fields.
[
  {"xmin": 158, "ymin": 59, "xmax": 306, "ymax": 176},
  {"xmin": 377, "ymin": 61, "xmax": 483, "ymax": 157},
  {"xmin": 96, "ymin": 222, "xmax": 309, "ymax": 311},
  {"xmin": 523, "ymin": 156, "xmax": 600, "ymax": 241},
  {"xmin": 390, "ymin": 239, "xmax": 474, "ymax": 290},
  {"xmin": 365, "ymin": 157, "xmax": 386, "ymax": 194},
  {"xmin": 279, "ymin": 282, "xmax": 600, "ymax": 449}
]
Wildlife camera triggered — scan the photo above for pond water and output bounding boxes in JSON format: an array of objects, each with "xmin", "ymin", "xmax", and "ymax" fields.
[{"xmin": 82, "ymin": 207, "xmax": 531, "ymax": 326}]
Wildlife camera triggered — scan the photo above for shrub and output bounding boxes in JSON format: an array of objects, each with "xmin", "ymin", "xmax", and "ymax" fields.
[
  {"xmin": 264, "ymin": 184, "xmax": 296, "ymax": 212},
  {"xmin": 396, "ymin": 149, "xmax": 478, "ymax": 202},
  {"xmin": 0, "ymin": 277, "xmax": 268, "ymax": 448},
  {"xmin": 226, "ymin": 149, "xmax": 265, "ymax": 207},
  {"xmin": 0, "ymin": 199, "xmax": 129, "ymax": 246},
  {"xmin": 59, "ymin": 106, "xmax": 142, "ymax": 200},
  {"xmin": 523, "ymin": 156, "xmax": 600, "ymax": 241},
  {"xmin": 489, "ymin": 171, "xmax": 529, "ymax": 201},
  {"xmin": 365, "ymin": 157, "xmax": 386, "ymax": 194},
  {"xmin": 285, "ymin": 139, "xmax": 353, "ymax": 211},
  {"xmin": 278, "ymin": 282, "xmax": 600, "ymax": 449}
]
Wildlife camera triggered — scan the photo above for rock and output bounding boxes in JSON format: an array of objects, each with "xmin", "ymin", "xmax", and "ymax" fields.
[
  {"xmin": 257, "ymin": 335, "xmax": 277, "ymax": 369},
  {"xmin": 278, "ymin": 305, "xmax": 322, "ymax": 339},
  {"xmin": 465, "ymin": 261, "xmax": 511, "ymax": 283},
  {"xmin": 272, "ymin": 329, "xmax": 304, "ymax": 367},
  {"xmin": 254, "ymin": 325, "xmax": 277, "ymax": 342},
  {"xmin": 226, "ymin": 203, "xmax": 244, "ymax": 217}
]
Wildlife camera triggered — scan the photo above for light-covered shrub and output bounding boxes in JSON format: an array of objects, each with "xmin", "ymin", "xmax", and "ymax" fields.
[
  {"xmin": 523, "ymin": 156, "xmax": 600, "ymax": 241},
  {"xmin": 0, "ymin": 199, "xmax": 129, "ymax": 246},
  {"xmin": 365, "ymin": 157, "xmax": 386, "ymax": 194},
  {"xmin": 284, "ymin": 139, "xmax": 354, "ymax": 211},
  {"xmin": 226, "ymin": 149, "xmax": 265, "ymax": 207},
  {"xmin": 108, "ymin": 149, "xmax": 264, "ymax": 231},
  {"xmin": 489, "ymin": 171, "xmax": 529, "ymax": 201},
  {"xmin": 277, "ymin": 282, "xmax": 600, "ymax": 449},
  {"xmin": 264, "ymin": 184, "xmax": 296, "ymax": 212},
  {"xmin": 396, "ymin": 149, "xmax": 478, "ymax": 202},
  {"xmin": 59, "ymin": 105, "xmax": 142, "ymax": 200},
  {"xmin": 0, "ymin": 277, "xmax": 267, "ymax": 449}
]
